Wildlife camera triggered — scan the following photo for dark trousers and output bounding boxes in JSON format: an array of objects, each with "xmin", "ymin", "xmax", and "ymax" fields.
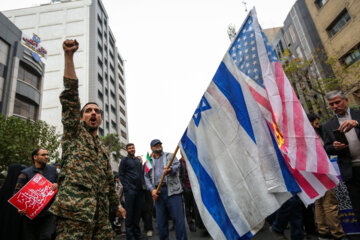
[
  {"xmin": 345, "ymin": 167, "xmax": 360, "ymax": 223},
  {"xmin": 155, "ymin": 187, "xmax": 187, "ymax": 240},
  {"xmin": 183, "ymin": 188, "xmax": 195, "ymax": 225},
  {"xmin": 124, "ymin": 189, "xmax": 144, "ymax": 240},
  {"xmin": 272, "ymin": 196, "xmax": 304, "ymax": 240},
  {"xmin": 23, "ymin": 213, "xmax": 55, "ymax": 240},
  {"xmin": 141, "ymin": 190, "xmax": 153, "ymax": 232}
]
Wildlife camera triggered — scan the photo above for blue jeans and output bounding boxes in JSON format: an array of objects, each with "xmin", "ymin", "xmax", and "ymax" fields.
[
  {"xmin": 155, "ymin": 186, "xmax": 187, "ymax": 240},
  {"xmin": 272, "ymin": 196, "xmax": 304, "ymax": 240}
]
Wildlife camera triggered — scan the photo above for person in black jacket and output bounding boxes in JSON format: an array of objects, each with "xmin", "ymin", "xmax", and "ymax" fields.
[
  {"xmin": 322, "ymin": 90, "xmax": 360, "ymax": 223},
  {"xmin": 0, "ymin": 164, "xmax": 26, "ymax": 240},
  {"xmin": 15, "ymin": 148, "xmax": 58, "ymax": 240},
  {"xmin": 119, "ymin": 143, "xmax": 145, "ymax": 240}
]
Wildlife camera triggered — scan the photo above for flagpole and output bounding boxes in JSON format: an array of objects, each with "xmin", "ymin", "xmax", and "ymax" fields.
[{"xmin": 154, "ymin": 145, "xmax": 180, "ymax": 202}]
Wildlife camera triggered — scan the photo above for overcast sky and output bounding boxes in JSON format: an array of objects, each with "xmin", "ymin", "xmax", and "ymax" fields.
[{"xmin": 2, "ymin": 0, "xmax": 296, "ymax": 157}]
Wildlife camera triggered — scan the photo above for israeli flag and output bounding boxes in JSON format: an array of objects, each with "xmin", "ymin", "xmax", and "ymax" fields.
[{"xmin": 179, "ymin": 53, "xmax": 301, "ymax": 239}]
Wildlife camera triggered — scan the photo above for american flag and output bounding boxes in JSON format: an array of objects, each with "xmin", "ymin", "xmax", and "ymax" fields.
[{"xmin": 229, "ymin": 9, "xmax": 338, "ymax": 205}]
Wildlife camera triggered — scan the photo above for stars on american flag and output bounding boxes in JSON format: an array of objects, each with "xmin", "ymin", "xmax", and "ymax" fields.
[
  {"xmin": 229, "ymin": 16, "xmax": 263, "ymax": 87},
  {"xmin": 261, "ymin": 29, "xmax": 278, "ymax": 62}
]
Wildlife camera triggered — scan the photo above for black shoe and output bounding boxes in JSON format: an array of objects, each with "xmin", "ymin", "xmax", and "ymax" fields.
[
  {"xmin": 169, "ymin": 224, "xmax": 175, "ymax": 231},
  {"xmin": 334, "ymin": 236, "xmax": 351, "ymax": 240},
  {"xmin": 189, "ymin": 223, "xmax": 196, "ymax": 232}
]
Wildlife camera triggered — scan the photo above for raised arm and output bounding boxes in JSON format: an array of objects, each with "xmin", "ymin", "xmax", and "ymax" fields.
[
  {"xmin": 60, "ymin": 40, "xmax": 80, "ymax": 139},
  {"xmin": 64, "ymin": 40, "xmax": 78, "ymax": 79}
]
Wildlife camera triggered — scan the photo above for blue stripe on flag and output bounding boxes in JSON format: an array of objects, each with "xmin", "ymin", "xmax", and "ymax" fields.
[
  {"xmin": 267, "ymin": 125, "xmax": 301, "ymax": 194},
  {"xmin": 212, "ymin": 62, "xmax": 256, "ymax": 143},
  {"xmin": 181, "ymin": 129, "xmax": 253, "ymax": 240}
]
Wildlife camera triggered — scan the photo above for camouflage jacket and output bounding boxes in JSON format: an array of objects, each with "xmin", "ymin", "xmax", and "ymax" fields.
[{"xmin": 49, "ymin": 77, "xmax": 120, "ymax": 223}]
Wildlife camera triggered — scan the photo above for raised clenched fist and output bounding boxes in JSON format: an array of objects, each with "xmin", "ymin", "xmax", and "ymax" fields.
[{"xmin": 63, "ymin": 39, "xmax": 79, "ymax": 54}]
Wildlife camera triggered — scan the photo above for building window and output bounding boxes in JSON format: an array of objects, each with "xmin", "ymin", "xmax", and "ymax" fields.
[
  {"xmin": 118, "ymin": 66, "xmax": 124, "ymax": 75},
  {"xmin": 119, "ymin": 84, "xmax": 125, "ymax": 95},
  {"xmin": 97, "ymin": 28, "xmax": 102, "ymax": 38},
  {"xmin": 110, "ymin": 77, "xmax": 115, "ymax": 87},
  {"xmin": 98, "ymin": 90, "xmax": 103, "ymax": 101},
  {"xmin": 18, "ymin": 64, "xmax": 41, "ymax": 90},
  {"xmin": 111, "ymin": 105, "xmax": 116, "ymax": 114},
  {"xmin": 0, "ymin": 38, "xmax": 9, "ymax": 65},
  {"xmin": 110, "ymin": 90, "xmax": 115, "ymax": 99},
  {"xmin": 105, "ymin": 87, "xmax": 109, "ymax": 95},
  {"xmin": 341, "ymin": 44, "xmax": 360, "ymax": 67},
  {"xmin": 275, "ymin": 40, "xmax": 284, "ymax": 58},
  {"xmin": 110, "ymin": 64, "xmax": 115, "ymax": 74},
  {"xmin": 109, "ymin": 37, "xmax": 114, "ymax": 48},
  {"xmin": 98, "ymin": 73, "xmax": 103, "ymax": 85},
  {"xmin": 326, "ymin": 9, "xmax": 351, "ymax": 37},
  {"xmin": 296, "ymin": 47, "xmax": 303, "ymax": 58},
  {"xmin": 120, "ymin": 106, "xmax": 126, "ymax": 116},
  {"xmin": 118, "ymin": 55, "xmax": 124, "ymax": 65},
  {"xmin": 13, "ymin": 94, "xmax": 38, "ymax": 120},
  {"xmin": 288, "ymin": 25, "xmax": 296, "ymax": 44},
  {"xmin": 97, "ymin": 42, "xmax": 102, "ymax": 52},
  {"xmin": 97, "ymin": 14, "xmax": 102, "ymax": 25},
  {"xmin": 98, "ymin": 57, "xmax": 103, "ymax": 68},
  {"xmin": 284, "ymin": 32, "xmax": 290, "ymax": 47},
  {"xmin": 106, "ymin": 121, "xmax": 109, "ymax": 129},
  {"xmin": 119, "ymin": 74, "xmax": 124, "ymax": 85},
  {"xmin": 111, "ymin": 120, "xmax": 117, "ymax": 129},
  {"xmin": 121, "ymin": 130, "xmax": 127, "ymax": 139},
  {"xmin": 119, "ymin": 95, "xmax": 125, "ymax": 105},
  {"xmin": 120, "ymin": 118, "xmax": 126, "ymax": 127},
  {"xmin": 99, "ymin": 127, "xmax": 104, "ymax": 136},
  {"xmin": 105, "ymin": 103, "xmax": 109, "ymax": 112},
  {"xmin": 315, "ymin": 0, "xmax": 328, "ymax": 9}
]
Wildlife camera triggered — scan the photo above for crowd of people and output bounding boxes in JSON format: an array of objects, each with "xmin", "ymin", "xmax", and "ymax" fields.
[
  {"xmin": 0, "ymin": 40, "xmax": 360, "ymax": 240},
  {"xmin": 0, "ymin": 39, "xmax": 203, "ymax": 240},
  {"xmin": 268, "ymin": 90, "xmax": 360, "ymax": 240}
]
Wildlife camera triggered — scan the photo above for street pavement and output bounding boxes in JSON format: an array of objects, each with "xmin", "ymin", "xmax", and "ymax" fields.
[{"xmin": 115, "ymin": 220, "xmax": 360, "ymax": 240}]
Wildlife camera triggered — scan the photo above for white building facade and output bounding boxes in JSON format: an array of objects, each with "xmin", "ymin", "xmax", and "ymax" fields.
[{"xmin": 4, "ymin": 0, "xmax": 129, "ymax": 171}]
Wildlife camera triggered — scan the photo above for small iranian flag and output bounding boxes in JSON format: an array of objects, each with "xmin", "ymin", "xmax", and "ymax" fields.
[{"xmin": 145, "ymin": 152, "xmax": 153, "ymax": 173}]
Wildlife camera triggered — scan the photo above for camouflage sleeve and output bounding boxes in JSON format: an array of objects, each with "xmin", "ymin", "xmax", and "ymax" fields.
[
  {"xmin": 107, "ymin": 160, "xmax": 120, "ymax": 207},
  {"xmin": 59, "ymin": 77, "xmax": 80, "ymax": 139}
]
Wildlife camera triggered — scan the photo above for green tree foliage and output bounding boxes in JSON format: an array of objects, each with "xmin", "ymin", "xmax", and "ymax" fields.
[
  {"xmin": 100, "ymin": 133, "xmax": 125, "ymax": 158},
  {"xmin": 324, "ymin": 56, "xmax": 360, "ymax": 94},
  {"xmin": 281, "ymin": 50, "xmax": 331, "ymax": 118},
  {"xmin": 0, "ymin": 114, "xmax": 60, "ymax": 173}
]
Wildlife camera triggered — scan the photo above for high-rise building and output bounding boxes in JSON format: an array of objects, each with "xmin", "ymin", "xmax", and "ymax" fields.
[
  {"xmin": 4, "ymin": 0, "xmax": 129, "ymax": 169},
  {"xmin": 265, "ymin": 0, "xmax": 333, "ymax": 116},
  {"xmin": 0, "ymin": 12, "xmax": 45, "ymax": 121},
  {"xmin": 305, "ymin": 0, "xmax": 360, "ymax": 105}
]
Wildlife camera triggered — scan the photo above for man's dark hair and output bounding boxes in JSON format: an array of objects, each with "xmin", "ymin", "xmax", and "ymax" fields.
[
  {"xmin": 80, "ymin": 102, "xmax": 103, "ymax": 118},
  {"xmin": 31, "ymin": 148, "xmax": 43, "ymax": 162},
  {"xmin": 126, "ymin": 143, "xmax": 134, "ymax": 149},
  {"xmin": 307, "ymin": 113, "xmax": 319, "ymax": 124}
]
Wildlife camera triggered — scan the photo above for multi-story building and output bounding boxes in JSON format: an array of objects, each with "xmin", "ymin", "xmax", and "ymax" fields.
[
  {"xmin": 267, "ymin": 0, "xmax": 333, "ymax": 116},
  {"xmin": 305, "ymin": 0, "xmax": 360, "ymax": 105},
  {"xmin": 0, "ymin": 12, "xmax": 45, "ymax": 121},
  {"xmin": 4, "ymin": 0, "xmax": 129, "ymax": 170}
]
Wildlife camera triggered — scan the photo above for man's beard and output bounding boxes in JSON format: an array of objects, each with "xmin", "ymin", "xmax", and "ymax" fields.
[
  {"xmin": 88, "ymin": 126, "xmax": 98, "ymax": 132},
  {"xmin": 154, "ymin": 149, "xmax": 162, "ymax": 154},
  {"xmin": 128, "ymin": 152, "xmax": 135, "ymax": 157}
]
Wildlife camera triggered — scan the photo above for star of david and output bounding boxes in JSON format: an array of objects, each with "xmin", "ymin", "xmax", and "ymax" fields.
[{"xmin": 193, "ymin": 96, "xmax": 211, "ymax": 127}]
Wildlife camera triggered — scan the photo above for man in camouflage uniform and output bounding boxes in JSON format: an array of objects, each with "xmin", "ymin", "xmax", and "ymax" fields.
[{"xmin": 50, "ymin": 39, "xmax": 126, "ymax": 240}]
